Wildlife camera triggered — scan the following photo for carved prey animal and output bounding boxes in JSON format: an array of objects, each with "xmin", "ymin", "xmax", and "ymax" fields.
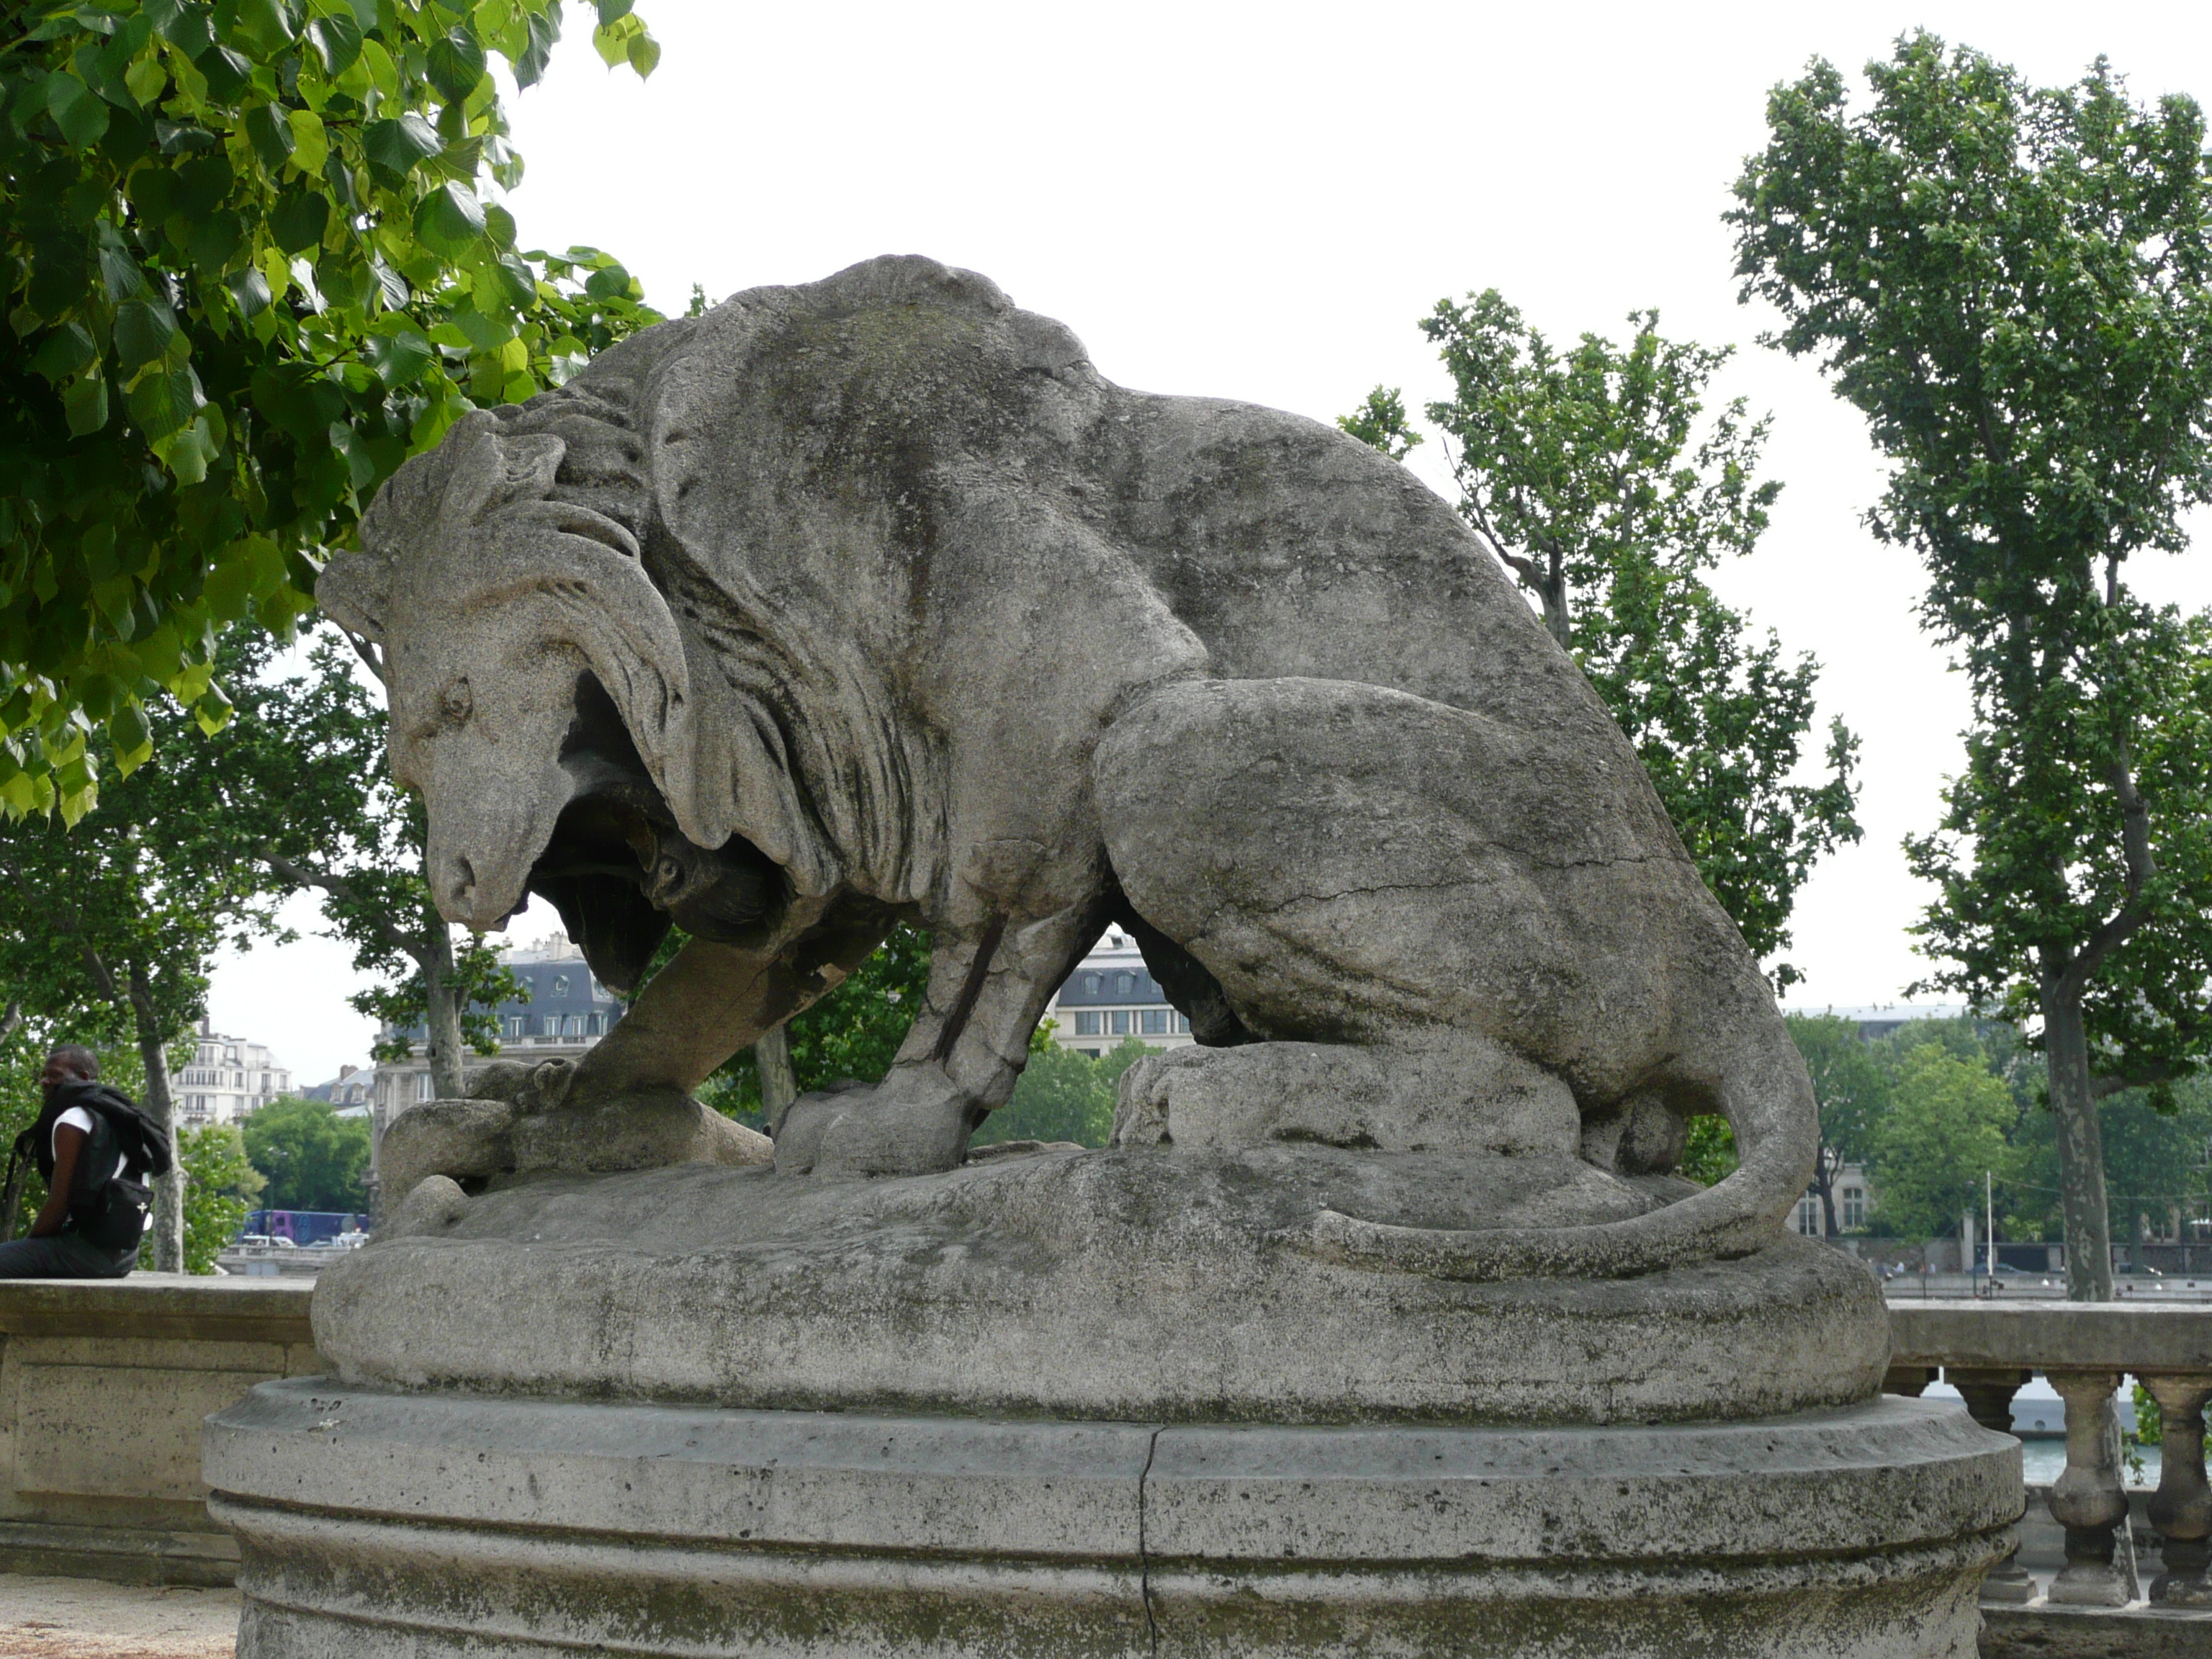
[{"xmin": 320, "ymin": 254, "xmax": 1815, "ymax": 1280}]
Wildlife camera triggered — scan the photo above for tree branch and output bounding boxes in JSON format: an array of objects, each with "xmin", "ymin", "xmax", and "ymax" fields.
[
  {"xmin": 342, "ymin": 627, "xmax": 385, "ymax": 685},
  {"xmin": 258, "ymin": 847, "xmax": 429, "ymax": 972}
]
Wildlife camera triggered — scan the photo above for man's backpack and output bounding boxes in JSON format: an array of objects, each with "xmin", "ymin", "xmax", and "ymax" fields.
[{"xmin": 1, "ymin": 1085, "xmax": 173, "ymax": 1249}]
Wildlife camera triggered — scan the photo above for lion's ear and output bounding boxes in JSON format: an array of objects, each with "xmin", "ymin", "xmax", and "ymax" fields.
[
  {"xmin": 441, "ymin": 415, "xmax": 567, "ymax": 526},
  {"xmin": 317, "ymin": 550, "xmax": 395, "ymax": 642}
]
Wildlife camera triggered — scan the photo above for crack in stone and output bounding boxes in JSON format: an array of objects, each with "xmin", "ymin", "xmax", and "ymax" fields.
[{"xmin": 1138, "ymin": 1425, "xmax": 1161, "ymax": 1656}]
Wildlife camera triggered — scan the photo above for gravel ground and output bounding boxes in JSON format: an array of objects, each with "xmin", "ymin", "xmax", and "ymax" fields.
[{"xmin": 0, "ymin": 1576, "xmax": 237, "ymax": 1659}]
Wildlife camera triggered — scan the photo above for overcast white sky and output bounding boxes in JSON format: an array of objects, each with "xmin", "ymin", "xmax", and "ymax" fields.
[{"xmin": 207, "ymin": 0, "xmax": 2212, "ymax": 1087}]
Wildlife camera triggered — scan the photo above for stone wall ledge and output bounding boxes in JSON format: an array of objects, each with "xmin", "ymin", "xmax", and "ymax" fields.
[
  {"xmin": 0, "ymin": 1272, "xmax": 314, "ymax": 1344},
  {"xmin": 1890, "ymin": 1301, "xmax": 2212, "ymax": 1373},
  {"xmin": 0, "ymin": 1272, "xmax": 320, "ymax": 1590}
]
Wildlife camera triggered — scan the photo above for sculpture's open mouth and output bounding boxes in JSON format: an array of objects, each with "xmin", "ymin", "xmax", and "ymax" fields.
[{"xmin": 524, "ymin": 674, "xmax": 789, "ymax": 992}]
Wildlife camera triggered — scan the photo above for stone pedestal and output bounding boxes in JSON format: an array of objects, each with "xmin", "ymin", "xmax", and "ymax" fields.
[{"xmin": 207, "ymin": 1380, "xmax": 2015, "ymax": 1658}]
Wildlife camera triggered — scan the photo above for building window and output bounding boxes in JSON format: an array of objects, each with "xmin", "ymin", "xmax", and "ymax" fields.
[
  {"xmin": 1110, "ymin": 1010, "xmax": 1130, "ymax": 1035},
  {"xmin": 1079, "ymin": 1048, "xmax": 1100, "ymax": 1058},
  {"xmin": 1074, "ymin": 1012, "xmax": 1100, "ymax": 1035},
  {"xmin": 1796, "ymin": 1196, "xmax": 1822, "ymax": 1236},
  {"xmin": 552, "ymin": 975, "xmax": 570, "ymax": 998},
  {"xmin": 416, "ymin": 1073, "xmax": 435, "ymax": 1102},
  {"xmin": 564, "ymin": 1015, "xmax": 583, "ymax": 1037},
  {"xmin": 1116, "ymin": 973, "xmax": 1134, "ymax": 995},
  {"xmin": 1082, "ymin": 974, "xmax": 1100, "ymax": 994},
  {"xmin": 1842, "ymin": 1188, "xmax": 1866, "ymax": 1231},
  {"xmin": 506, "ymin": 1016, "xmax": 526, "ymax": 1039},
  {"xmin": 1140, "ymin": 1009, "xmax": 1169, "ymax": 1035},
  {"xmin": 1177, "ymin": 1012, "xmax": 1192, "ymax": 1033}
]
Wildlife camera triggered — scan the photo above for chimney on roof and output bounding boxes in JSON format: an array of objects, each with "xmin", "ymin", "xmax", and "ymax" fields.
[{"xmin": 338, "ymin": 1064, "xmax": 356, "ymax": 1079}]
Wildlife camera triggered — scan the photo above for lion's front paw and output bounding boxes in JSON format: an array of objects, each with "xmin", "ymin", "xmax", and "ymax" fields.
[
  {"xmin": 774, "ymin": 1069, "xmax": 971, "ymax": 1178},
  {"xmin": 510, "ymin": 1084, "xmax": 772, "ymax": 1175}
]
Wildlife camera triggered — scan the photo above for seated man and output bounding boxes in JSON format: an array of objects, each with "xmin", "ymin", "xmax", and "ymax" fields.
[{"xmin": 0, "ymin": 1046, "xmax": 153, "ymax": 1278}]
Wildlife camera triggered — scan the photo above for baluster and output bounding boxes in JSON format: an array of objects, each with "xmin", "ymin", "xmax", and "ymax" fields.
[
  {"xmin": 2143, "ymin": 1373, "xmax": 2212, "ymax": 1604},
  {"xmin": 1883, "ymin": 1364, "xmax": 1937, "ymax": 1398},
  {"xmin": 2045, "ymin": 1369, "xmax": 2134, "ymax": 1606},
  {"xmin": 1948, "ymin": 1367, "xmax": 2034, "ymax": 1604}
]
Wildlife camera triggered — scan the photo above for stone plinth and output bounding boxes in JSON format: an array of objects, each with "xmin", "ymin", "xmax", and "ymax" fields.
[
  {"xmin": 207, "ymin": 1380, "xmax": 2016, "ymax": 1658},
  {"xmin": 310, "ymin": 1151, "xmax": 1892, "ymax": 1426}
]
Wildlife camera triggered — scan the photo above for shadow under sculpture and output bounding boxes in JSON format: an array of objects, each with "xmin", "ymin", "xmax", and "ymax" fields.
[{"xmin": 206, "ymin": 256, "xmax": 2018, "ymax": 1658}]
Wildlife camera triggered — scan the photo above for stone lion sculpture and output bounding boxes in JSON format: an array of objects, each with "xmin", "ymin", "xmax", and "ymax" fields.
[{"xmin": 320, "ymin": 253, "xmax": 1815, "ymax": 1282}]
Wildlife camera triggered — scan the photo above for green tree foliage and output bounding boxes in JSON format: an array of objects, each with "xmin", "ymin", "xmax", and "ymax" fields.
[
  {"xmin": 1731, "ymin": 36, "xmax": 2212, "ymax": 1298},
  {"xmin": 1335, "ymin": 385, "xmax": 1421, "ymax": 462},
  {"xmin": 0, "ymin": 640, "xmax": 291, "ymax": 1267},
  {"xmin": 0, "ymin": 0, "xmax": 661, "ymax": 822},
  {"xmin": 1678, "ymin": 1115, "xmax": 1737, "ymax": 1186},
  {"xmin": 971, "ymin": 1035, "xmax": 1150, "ymax": 1149},
  {"xmin": 1350, "ymin": 297, "xmax": 1860, "ymax": 984},
  {"xmin": 1787, "ymin": 1012, "xmax": 1891, "ymax": 1232},
  {"xmin": 1868, "ymin": 1041, "xmax": 2019, "ymax": 1240},
  {"xmin": 705, "ymin": 926, "xmax": 935, "ymax": 1128},
  {"xmin": 240, "ymin": 1094, "xmax": 368, "ymax": 1210},
  {"xmin": 176, "ymin": 1119, "xmax": 260, "ymax": 1272}
]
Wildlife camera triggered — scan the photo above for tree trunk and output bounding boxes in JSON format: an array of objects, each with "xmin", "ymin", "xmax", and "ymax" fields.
[
  {"xmin": 126, "ymin": 961, "xmax": 184, "ymax": 1274},
  {"xmin": 424, "ymin": 919, "xmax": 467, "ymax": 1100},
  {"xmin": 2044, "ymin": 984, "xmax": 2115, "ymax": 1301},
  {"xmin": 1537, "ymin": 567, "xmax": 1570, "ymax": 649},
  {"xmin": 1812, "ymin": 1143, "xmax": 1839, "ymax": 1238},
  {"xmin": 757, "ymin": 1025, "xmax": 799, "ymax": 1133}
]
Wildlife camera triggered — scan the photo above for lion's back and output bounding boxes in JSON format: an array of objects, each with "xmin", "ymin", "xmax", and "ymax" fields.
[{"xmin": 1089, "ymin": 392, "xmax": 1609, "ymax": 742}]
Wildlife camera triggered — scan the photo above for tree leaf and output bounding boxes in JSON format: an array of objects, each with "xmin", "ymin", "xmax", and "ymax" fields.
[
  {"xmin": 188, "ymin": 209, "xmax": 244, "ymax": 274},
  {"xmin": 286, "ymin": 108, "xmax": 328, "ymax": 176},
  {"xmin": 363, "ymin": 113, "xmax": 441, "ymax": 181},
  {"xmin": 30, "ymin": 323, "xmax": 96, "ymax": 383},
  {"xmin": 426, "ymin": 27, "xmax": 487, "ymax": 104},
  {"xmin": 193, "ymin": 44, "xmax": 251, "ymax": 101},
  {"xmin": 112, "ymin": 297, "xmax": 180, "ymax": 373},
  {"xmin": 625, "ymin": 30, "xmax": 659, "ymax": 78},
  {"xmin": 108, "ymin": 697, "xmax": 153, "ymax": 777},
  {"xmin": 174, "ymin": 152, "xmax": 234, "ymax": 216},
  {"xmin": 194, "ymin": 682, "xmax": 234, "ymax": 737},
  {"xmin": 591, "ymin": 17, "xmax": 635, "ymax": 68},
  {"xmin": 63, "ymin": 375, "xmax": 110, "ymax": 436},
  {"xmin": 126, "ymin": 360, "xmax": 202, "ymax": 441},
  {"xmin": 224, "ymin": 0, "xmax": 296, "ymax": 60},
  {"xmin": 307, "ymin": 14, "xmax": 363, "ymax": 76},
  {"xmin": 123, "ymin": 54, "xmax": 167, "ymax": 106},
  {"xmin": 245, "ymin": 101, "xmax": 295, "ymax": 169},
  {"xmin": 512, "ymin": 9, "xmax": 557, "ymax": 88},
  {"xmin": 412, "ymin": 180, "xmax": 485, "ymax": 256},
  {"xmin": 269, "ymin": 189, "xmax": 330, "ymax": 253},
  {"xmin": 153, "ymin": 118, "xmax": 217, "ymax": 153},
  {"xmin": 225, "ymin": 263, "xmax": 272, "ymax": 318},
  {"xmin": 583, "ymin": 260, "xmax": 632, "ymax": 300},
  {"xmin": 45, "ymin": 71, "xmax": 110, "ymax": 151}
]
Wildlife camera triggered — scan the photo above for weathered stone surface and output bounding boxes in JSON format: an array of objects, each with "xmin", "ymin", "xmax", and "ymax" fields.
[
  {"xmin": 315, "ymin": 253, "xmax": 1817, "ymax": 1284},
  {"xmin": 206, "ymin": 1380, "xmax": 2018, "ymax": 1658},
  {"xmin": 373, "ymin": 1097, "xmax": 513, "ymax": 1205},
  {"xmin": 313, "ymin": 1151, "xmax": 1889, "ymax": 1426},
  {"xmin": 0, "ymin": 1275, "xmax": 316, "ymax": 1587},
  {"xmin": 1891, "ymin": 1301, "xmax": 2212, "ymax": 1374}
]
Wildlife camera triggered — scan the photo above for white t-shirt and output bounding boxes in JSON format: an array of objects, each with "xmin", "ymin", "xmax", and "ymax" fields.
[{"xmin": 55, "ymin": 1106, "xmax": 128, "ymax": 1185}]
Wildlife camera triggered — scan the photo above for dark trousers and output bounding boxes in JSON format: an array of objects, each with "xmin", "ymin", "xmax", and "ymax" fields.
[{"xmin": 0, "ymin": 1229, "xmax": 135, "ymax": 1278}]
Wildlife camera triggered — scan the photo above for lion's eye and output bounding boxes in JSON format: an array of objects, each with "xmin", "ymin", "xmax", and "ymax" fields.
[{"xmin": 440, "ymin": 677, "xmax": 473, "ymax": 727}]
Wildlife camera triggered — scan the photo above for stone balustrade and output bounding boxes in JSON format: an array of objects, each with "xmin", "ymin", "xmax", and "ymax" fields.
[
  {"xmin": 0, "ymin": 1274, "xmax": 317, "ymax": 1585},
  {"xmin": 1889, "ymin": 1300, "xmax": 2212, "ymax": 1624}
]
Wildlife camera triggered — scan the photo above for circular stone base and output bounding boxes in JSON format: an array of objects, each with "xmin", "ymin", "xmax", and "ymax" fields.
[
  {"xmin": 313, "ymin": 1149, "xmax": 1890, "ymax": 1424},
  {"xmin": 207, "ymin": 1380, "xmax": 2018, "ymax": 1659}
]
